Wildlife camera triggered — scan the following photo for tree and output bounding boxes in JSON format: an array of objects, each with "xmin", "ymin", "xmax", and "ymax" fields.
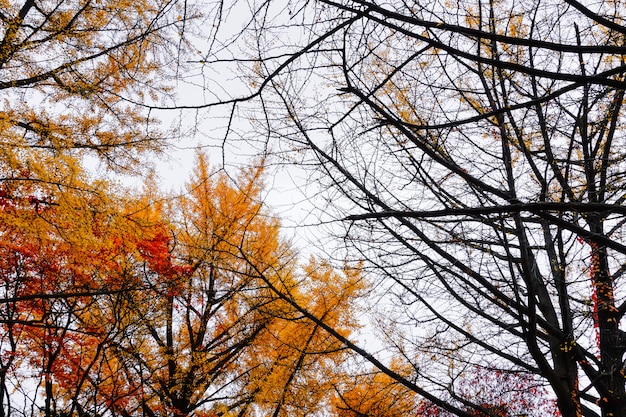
[
  {"xmin": 85, "ymin": 155, "xmax": 294, "ymax": 417},
  {"xmin": 13, "ymin": 152, "xmax": 365, "ymax": 417},
  {"xmin": 0, "ymin": 2, "xmax": 198, "ymax": 414},
  {"xmin": 0, "ymin": 0, "xmax": 196, "ymax": 184},
  {"xmin": 105, "ymin": 154, "xmax": 364, "ymax": 417},
  {"xmin": 0, "ymin": 160, "xmax": 159, "ymax": 417},
  {"xmin": 200, "ymin": 0, "xmax": 626, "ymax": 416}
]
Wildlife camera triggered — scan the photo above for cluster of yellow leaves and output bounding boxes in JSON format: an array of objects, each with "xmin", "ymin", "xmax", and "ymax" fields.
[{"xmin": 242, "ymin": 258, "xmax": 367, "ymax": 417}]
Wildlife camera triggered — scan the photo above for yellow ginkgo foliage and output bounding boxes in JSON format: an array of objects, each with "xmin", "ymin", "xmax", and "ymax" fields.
[
  {"xmin": 331, "ymin": 359, "xmax": 420, "ymax": 417},
  {"xmin": 52, "ymin": 152, "xmax": 367, "ymax": 417},
  {"xmin": 242, "ymin": 257, "xmax": 368, "ymax": 417},
  {"xmin": 0, "ymin": 0, "xmax": 196, "ymax": 185}
]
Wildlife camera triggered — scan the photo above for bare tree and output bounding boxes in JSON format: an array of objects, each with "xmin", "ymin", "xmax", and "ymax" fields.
[{"xmin": 201, "ymin": 0, "xmax": 626, "ymax": 416}]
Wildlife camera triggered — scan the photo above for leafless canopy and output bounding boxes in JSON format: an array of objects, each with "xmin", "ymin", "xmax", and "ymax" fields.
[{"xmin": 195, "ymin": 0, "xmax": 626, "ymax": 416}]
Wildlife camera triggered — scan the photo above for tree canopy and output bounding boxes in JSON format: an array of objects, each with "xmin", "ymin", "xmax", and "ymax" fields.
[
  {"xmin": 0, "ymin": 149, "xmax": 365, "ymax": 417},
  {"xmin": 4, "ymin": 0, "xmax": 626, "ymax": 416}
]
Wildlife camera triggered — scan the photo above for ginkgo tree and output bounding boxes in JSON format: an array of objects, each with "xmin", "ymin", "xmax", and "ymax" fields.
[
  {"xmin": 99, "ymin": 158, "xmax": 279, "ymax": 417},
  {"xmin": 0, "ymin": 151, "xmax": 365, "ymax": 417},
  {"xmin": 95, "ymin": 153, "xmax": 365, "ymax": 417},
  {"xmin": 0, "ymin": 0, "xmax": 197, "ymax": 186}
]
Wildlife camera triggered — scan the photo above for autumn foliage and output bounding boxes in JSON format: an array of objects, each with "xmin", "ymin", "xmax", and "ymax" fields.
[
  {"xmin": 0, "ymin": 0, "xmax": 370, "ymax": 414},
  {"xmin": 0, "ymin": 148, "xmax": 366, "ymax": 417},
  {"xmin": 7, "ymin": 0, "xmax": 620, "ymax": 416}
]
